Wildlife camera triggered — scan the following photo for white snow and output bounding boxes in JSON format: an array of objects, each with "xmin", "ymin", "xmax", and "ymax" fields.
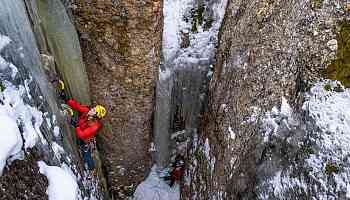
[
  {"xmin": 24, "ymin": 77, "xmax": 33, "ymax": 100},
  {"xmin": 162, "ymin": 0, "xmax": 191, "ymax": 61},
  {"xmin": 304, "ymin": 81, "xmax": 350, "ymax": 137},
  {"xmin": 52, "ymin": 142, "xmax": 65, "ymax": 160},
  {"xmin": 2, "ymin": 83, "xmax": 46, "ymax": 148},
  {"xmin": 262, "ymin": 97, "xmax": 294, "ymax": 142},
  {"xmin": 264, "ymin": 170, "xmax": 307, "ymax": 199},
  {"xmin": 0, "ymin": 34, "xmax": 17, "ymax": 78},
  {"xmin": 204, "ymin": 138, "xmax": 211, "ymax": 161},
  {"xmin": 262, "ymin": 107, "xmax": 280, "ymax": 142},
  {"xmin": 303, "ymin": 81, "xmax": 350, "ymax": 198},
  {"xmin": 228, "ymin": 126, "xmax": 235, "ymax": 140},
  {"xmin": 203, "ymin": 138, "xmax": 215, "ymax": 173},
  {"xmin": 0, "ymin": 35, "xmax": 46, "ymax": 150},
  {"xmin": 244, "ymin": 106, "xmax": 261, "ymax": 124},
  {"xmin": 38, "ymin": 161, "xmax": 79, "ymax": 200},
  {"xmin": 0, "ymin": 34, "xmax": 11, "ymax": 51},
  {"xmin": 0, "ymin": 34, "xmax": 48, "ymax": 176},
  {"xmin": 0, "ymin": 77, "xmax": 46, "ymax": 175},
  {"xmin": 280, "ymin": 97, "xmax": 292, "ymax": 118},
  {"xmin": 0, "ymin": 110, "xmax": 23, "ymax": 175},
  {"xmin": 161, "ymin": 0, "xmax": 228, "ymax": 80},
  {"xmin": 259, "ymin": 80, "xmax": 350, "ymax": 199},
  {"xmin": 133, "ymin": 166, "xmax": 180, "ymax": 200},
  {"xmin": 53, "ymin": 126, "xmax": 60, "ymax": 137}
]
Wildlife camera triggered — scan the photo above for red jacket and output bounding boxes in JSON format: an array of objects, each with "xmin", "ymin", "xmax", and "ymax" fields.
[
  {"xmin": 67, "ymin": 99, "xmax": 102, "ymax": 142},
  {"xmin": 171, "ymin": 166, "xmax": 185, "ymax": 181}
]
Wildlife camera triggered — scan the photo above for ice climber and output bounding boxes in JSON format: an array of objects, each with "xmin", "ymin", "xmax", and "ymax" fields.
[
  {"xmin": 164, "ymin": 155, "xmax": 185, "ymax": 187},
  {"xmin": 66, "ymin": 99, "xmax": 106, "ymax": 172},
  {"xmin": 56, "ymin": 80, "xmax": 107, "ymax": 173}
]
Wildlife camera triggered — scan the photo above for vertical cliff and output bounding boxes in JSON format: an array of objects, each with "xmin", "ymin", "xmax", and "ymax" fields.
[
  {"xmin": 71, "ymin": 1, "xmax": 162, "ymax": 198},
  {"xmin": 0, "ymin": 0, "xmax": 106, "ymax": 199},
  {"xmin": 185, "ymin": 0, "xmax": 350, "ymax": 199}
]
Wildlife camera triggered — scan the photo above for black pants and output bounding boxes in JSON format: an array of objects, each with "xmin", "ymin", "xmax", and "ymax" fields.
[{"xmin": 163, "ymin": 176, "xmax": 175, "ymax": 187}]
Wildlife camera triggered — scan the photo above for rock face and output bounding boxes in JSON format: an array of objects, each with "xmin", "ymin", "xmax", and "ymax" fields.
[
  {"xmin": 184, "ymin": 0, "xmax": 350, "ymax": 199},
  {"xmin": 71, "ymin": 1, "xmax": 162, "ymax": 198},
  {"xmin": 33, "ymin": 0, "xmax": 91, "ymax": 105},
  {"xmin": 0, "ymin": 152, "xmax": 49, "ymax": 200},
  {"xmin": 0, "ymin": 0, "xmax": 104, "ymax": 199}
]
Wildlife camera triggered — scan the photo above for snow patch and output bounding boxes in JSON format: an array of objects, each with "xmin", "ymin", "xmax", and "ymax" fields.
[
  {"xmin": 38, "ymin": 161, "xmax": 79, "ymax": 200},
  {"xmin": 280, "ymin": 97, "xmax": 292, "ymax": 118},
  {"xmin": 162, "ymin": 0, "xmax": 192, "ymax": 61},
  {"xmin": 1, "ymin": 82, "xmax": 46, "ymax": 148},
  {"xmin": 259, "ymin": 81, "xmax": 350, "ymax": 199},
  {"xmin": 52, "ymin": 142, "xmax": 65, "ymax": 160},
  {"xmin": 244, "ymin": 106, "xmax": 261, "ymax": 124},
  {"xmin": 133, "ymin": 166, "xmax": 180, "ymax": 200},
  {"xmin": 162, "ymin": 0, "xmax": 228, "ymax": 71},
  {"xmin": 203, "ymin": 138, "xmax": 215, "ymax": 173},
  {"xmin": 0, "ymin": 34, "xmax": 11, "ymax": 51},
  {"xmin": 228, "ymin": 126, "xmax": 235, "ymax": 140},
  {"xmin": 24, "ymin": 77, "xmax": 33, "ymax": 100},
  {"xmin": 0, "ymin": 44, "xmax": 46, "ymax": 149},
  {"xmin": 3, "ymin": 84, "xmax": 46, "ymax": 148},
  {"xmin": 0, "ymin": 110, "xmax": 23, "ymax": 175},
  {"xmin": 0, "ymin": 34, "xmax": 17, "ymax": 78},
  {"xmin": 204, "ymin": 138, "xmax": 211, "ymax": 161},
  {"xmin": 303, "ymin": 81, "xmax": 350, "ymax": 198},
  {"xmin": 53, "ymin": 126, "xmax": 60, "ymax": 137},
  {"xmin": 262, "ymin": 97, "xmax": 293, "ymax": 142}
]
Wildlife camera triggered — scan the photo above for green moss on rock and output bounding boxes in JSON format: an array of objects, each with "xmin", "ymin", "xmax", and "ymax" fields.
[
  {"xmin": 312, "ymin": 0, "xmax": 323, "ymax": 9},
  {"xmin": 324, "ymin": 83, "xmax": 332, "ymax": 91},
  {"xmin": 190, "ymin": 3, "xmax": 210, "ymax": 33},
  {"xmin": 194, "ymin": 149, "xmax": 205, "ymax": 162},
  {"xmin": 322, "ymin": 20, "xmax": 350, "ymax": 88},
  {"xmin": 325, "ymin": 163, "xmax": 339, "ymax": 175},
  {"xmin": 0, "ymin": 82, "xmax": 4, "ymax": 92},
  {"xmin": 203, "ymin": 15, "xmax": 214, "ymax": 31}
]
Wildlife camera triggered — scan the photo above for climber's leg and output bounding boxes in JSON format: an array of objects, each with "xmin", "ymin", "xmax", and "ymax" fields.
[
  {"xmin": 79, "ymin": 140, "xmax": 95, "ymax": 170},
  {"xmin": 163, "ymin": 176, "xmax": 171, "ymax": 181},
  {"xmin": 169, "ymin": 178, "xmax": 175, "ymax": 187}
]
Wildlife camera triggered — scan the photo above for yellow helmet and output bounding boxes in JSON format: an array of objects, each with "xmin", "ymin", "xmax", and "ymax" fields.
[
  {"xmin": 58, "ymin": 80, "xmax": 65, "ymax": 91},
  {"xmin": 95, "ymin": 105, "xmax": 106, "ymax": 119}
]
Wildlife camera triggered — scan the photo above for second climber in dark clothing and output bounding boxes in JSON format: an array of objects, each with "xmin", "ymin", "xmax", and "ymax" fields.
[{"xmin": 164, "ymin": 155, "xmax": 185, "ymax": 187}]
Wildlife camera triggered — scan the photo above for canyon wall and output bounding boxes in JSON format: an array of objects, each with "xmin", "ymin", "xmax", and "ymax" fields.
[
  {"xmin": 71, "ymin": 1, "xmax": 162, "ymax": 198},
  {"xmin": 185, "ymin": 0, "xmax": 350, "ymax": 199}
]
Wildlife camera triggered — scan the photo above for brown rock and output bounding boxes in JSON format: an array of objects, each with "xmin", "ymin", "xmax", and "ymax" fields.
[{"xmin": 72, "ymin": 0, "xmax": 162, "ymax": 198}]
